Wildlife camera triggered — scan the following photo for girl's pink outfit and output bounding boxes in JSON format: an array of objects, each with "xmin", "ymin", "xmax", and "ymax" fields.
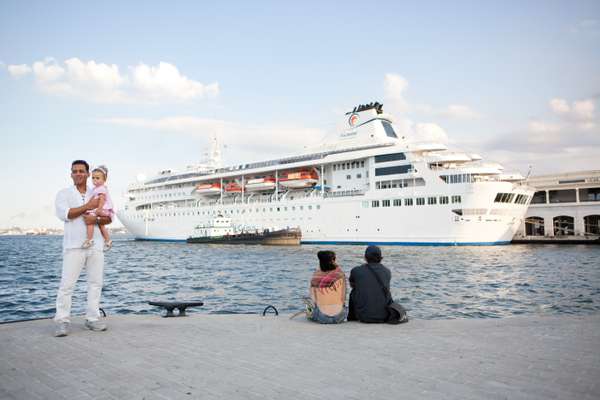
[{"xmin": 86, "ymin": 185, "xmax": 114, "ymax": 218}]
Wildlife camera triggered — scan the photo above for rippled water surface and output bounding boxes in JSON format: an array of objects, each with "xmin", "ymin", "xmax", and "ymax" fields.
[{"xmin": 1, "ymin": 235, "xmax": 599, "ymax": 322}]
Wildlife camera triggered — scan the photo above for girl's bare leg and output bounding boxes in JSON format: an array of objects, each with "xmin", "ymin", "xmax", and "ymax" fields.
[
  {"xmin": 99, "ymin": 224, "xmax": 110, "ymax": 242},
  {"xmin": 86, "ymin": 221, "xmax": 95, "ymax": 240}
]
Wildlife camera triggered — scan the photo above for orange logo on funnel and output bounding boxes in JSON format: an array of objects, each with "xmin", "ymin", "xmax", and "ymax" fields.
[{"xmin": 349, "ymin": 113, "xmax": 359, "ymax": 127}]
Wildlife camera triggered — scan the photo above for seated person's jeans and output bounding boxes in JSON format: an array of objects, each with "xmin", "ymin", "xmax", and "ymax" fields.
[{"xmin": 309, "ymin": 305, "xmax": 348, "ymax": 324}]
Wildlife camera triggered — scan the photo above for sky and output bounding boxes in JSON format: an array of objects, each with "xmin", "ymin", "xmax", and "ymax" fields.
[{"xmin": 1, "ymin": 1, "xmax": 599, "ymax": 229}]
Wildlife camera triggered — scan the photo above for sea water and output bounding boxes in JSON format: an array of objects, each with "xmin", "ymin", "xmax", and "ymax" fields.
[{"xmin": 1, "ymin": 235, "xmax": 599, "ymax": 322}]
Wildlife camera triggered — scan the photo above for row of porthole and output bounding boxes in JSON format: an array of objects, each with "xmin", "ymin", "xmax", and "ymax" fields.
[
  {"xmin": 369, "ymin": 195, "xmax": 462, "ymax": 208},
  {"xmin": 128, "ymin": 204, "xmax": 322, "ymax": 219}
]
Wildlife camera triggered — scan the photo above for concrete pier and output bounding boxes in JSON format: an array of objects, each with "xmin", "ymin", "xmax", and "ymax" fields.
[{"xmin": 1, "ymin": 314, "xmax": 599, "ymax": 399}]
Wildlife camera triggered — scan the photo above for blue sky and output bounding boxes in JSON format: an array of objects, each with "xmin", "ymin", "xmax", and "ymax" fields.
[{"xmin": 1, "ymin": 1, "xmax": 599, "ymax": 228}]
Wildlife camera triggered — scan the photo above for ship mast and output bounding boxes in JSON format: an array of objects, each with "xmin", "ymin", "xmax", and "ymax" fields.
[{"xmin": 207, "ymin": 133, "xmax": 223, "ymax": 169}]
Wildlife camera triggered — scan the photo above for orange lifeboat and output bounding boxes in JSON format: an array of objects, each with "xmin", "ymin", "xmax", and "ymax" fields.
[
  {"xmin": 192, "ymin": 182, "xmax": 221, "ymax": 196},
  {"xmin": 245, "ymin": 177, "xmax": 276, "ymax": 192},
  {"xmin": 224, "ymin": 182, "xmax": 243, "ymax": 193},
  {"xmin": 279, "ymin": 170, "xmax": 319, "ymax": 189}
]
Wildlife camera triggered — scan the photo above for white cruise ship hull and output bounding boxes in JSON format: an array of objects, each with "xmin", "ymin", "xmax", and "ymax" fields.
[{"xmin": 118, "ymin": 182, "xmax": 528, "ymax": 245}]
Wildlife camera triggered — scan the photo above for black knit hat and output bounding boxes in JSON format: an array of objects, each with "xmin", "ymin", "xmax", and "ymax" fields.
[{"xmin": 365, "ymin": 245, "xmax": 382, "ymax": 262}]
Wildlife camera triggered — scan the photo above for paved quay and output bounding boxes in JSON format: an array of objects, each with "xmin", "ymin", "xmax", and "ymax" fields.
[{"xmin": 1, "ymin": 313, "xmax": 599, "ymax": 400}]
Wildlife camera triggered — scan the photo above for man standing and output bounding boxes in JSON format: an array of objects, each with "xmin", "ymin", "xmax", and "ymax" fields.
[
  {"xmin": 54, "ymin": 160, "xmax": 111, "ymax": 337},
  {"xmin": 347, "ymin": 245, "xmax": 391, "ymax": 323}
]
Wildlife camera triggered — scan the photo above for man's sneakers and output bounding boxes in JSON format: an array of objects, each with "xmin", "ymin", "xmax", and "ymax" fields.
[
  {"xmin": 54, "ymin": 322, "xmax": 69, "ymax": 337},
  {"xmin": 82, "ymin": 239, "xmax": 94, "ymax": 249},
  {"xmin": 103, "ymin": 240, "xmax": 113, "ymax": 251},
  {"xmin": 84, "ymin": 319, "xmax": 108, "ymax": 332}
]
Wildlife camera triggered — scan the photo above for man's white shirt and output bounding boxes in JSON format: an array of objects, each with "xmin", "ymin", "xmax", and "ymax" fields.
[{"xmin": 55, "ymin": 185, "xmax": 104, "ymax": 251}]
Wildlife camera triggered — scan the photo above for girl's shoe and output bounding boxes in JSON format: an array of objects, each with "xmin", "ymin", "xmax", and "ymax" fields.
[
  {"xmin": 82, "ymin": 239, "xmax": 94, "ymax": 249},
  {"xmin": 103, "ymin": 240, "xmax": 113, "ymax": 251}
]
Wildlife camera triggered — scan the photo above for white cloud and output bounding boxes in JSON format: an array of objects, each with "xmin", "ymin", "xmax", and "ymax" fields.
[
  {"xmin": 572, "ymin": 99, "xmax": 595, "ymax": 121},
  {"xmin": 383, "ymin": 73, "xmax": 409, "ymax": 113},
  {"xmin": 414, "ymin": 123, "xmax": 449, "ymax": 143},
  {"xmin": 100, "ymin": 116, "xmax": 326, "ymax": 162},
  {"xmin": 6, "ymin": 57, "xmax": 218, "ymax": 104},
  {"xmin": 440, "ymin": 104, "xmax": 480, "ymax": 119},
  {"xmin": 7, "ymin": 64, "xmax": 32, "ymax": 77},
  {"xmin": 549, "ymin": 98, "xmax": 570, "ymax": 114},
  {"xmin": 130, "ymin": 62, "xmax": 219, "ymax": 102},
  {"xmin": 528, "ymin": 120, "xmax": 560, "ymax": 134},
  {"xmin": 548, "ymin": 97, "xmax": 596, "ymax": 130}
]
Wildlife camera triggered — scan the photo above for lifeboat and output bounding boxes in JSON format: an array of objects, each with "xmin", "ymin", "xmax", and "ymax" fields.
[
  {"xmin": 245, "ymin": 177, "xmax": 276, "ymax": 192},
  {"xmin": 279, "ymin": 170, "xmax": 319, "ymax": 189},
  {"xmin": 192, "ymin": 182, "xmax": 221, "ymax": 196},
  {"xmin": 224, "ymin": 182, "xmax": 243, "ymax": 193}
]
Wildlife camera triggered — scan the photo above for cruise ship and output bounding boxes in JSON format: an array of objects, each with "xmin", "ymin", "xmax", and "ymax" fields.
[{"xmin": 118, "ymin": 102, "xmax": 534, "ymax": 245}]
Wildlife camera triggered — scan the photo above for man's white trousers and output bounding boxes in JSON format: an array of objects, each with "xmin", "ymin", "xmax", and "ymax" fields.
[{"xmin": 54, "ymin": 248, "xmax": 104, "ymax": 323}]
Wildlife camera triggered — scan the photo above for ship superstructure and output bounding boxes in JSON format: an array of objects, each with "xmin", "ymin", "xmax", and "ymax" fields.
[{"xmin": 118, "ymin": 102, "xmax": 533, "ymax": 245}]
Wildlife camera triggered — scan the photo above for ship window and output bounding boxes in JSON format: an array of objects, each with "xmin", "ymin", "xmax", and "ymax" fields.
[
  {"xmin": 362, "ymin": 201, "xmax": 369, "ymax": 208},
  {"xmin": 375, "ymin": 165, "xmax": 412, "ymax": 176},
  {"xmin": 531, "ymin": 191, "xmax": 547, "ymax": 204},
  {"xmin": 451, "ymin": 195, "xmax": 462, "ymax": 204},
  {"xmin": 347, "ymin": 163, "xmax": 350, "ymax": 169},
  {"xmin": 361, "ymin": 161, "xmax": 365, "ymax": 168},
  {"xmin": 333, "ymin": 165, "xmax": 337, "ymax": 171},
  {"xmin": 440, "ymin": 196, "xmax": 449, "ymax": 204},
  {"xmin": 300, "ymin": 206, "xmax": 304, "ymax": 210},
  {"xmin": 356, "ymin": 173, "xmax": 362, "ymax": 179},
  {"xmin": 427, "ymin": 197, "xmax": 437, "ymax": 205},
  {"xmin": 346, "ymin": 175, "xmax": 351, "ymax": 180},
  {"xmin": 381, "ymin": 121, "xmax": 398, "ymax": 138},
  {"xmin": 316, "ymin": 205, "xmax": 320, "ymax": 209},
  {"xmin": 372, "ymin": 200, "xmax": 380, "ymax": 208},
  {"xmin": 375, "ymin": 152, "xmax": 406, "ymax": 163},
  {"xmin": 342, "ymin": 164, "xmax": 346, "ymax": 170},
  {"xmin": 549, "ymin": 189, "xmax": 576, "ymax": 203},
  {"xmin": 416, "ymin": 197, "xmax": 425, "ymax": 206},
  {"xmin": 579, "ymin": 187, "xmax": 600, "ymax": 202},
  {"xmin": 393, "ymin": 199, "xmax": 402, "ymax": 206},
  {"xmin": 382, "ymin": 200, "xmax": 390, "ymax": 207},
  {"xmin": 404, "ymin": 198, "xmax": 413, "ymax": 206},
  {"xmin": 309, "ymin": 205, "xmax": 313, "ymax": 210},
  {"xmin": 292, "ymin": 206, "xmax": 295, "ymax": 211},
  {"xmin": 376, "ymin": 182, "xmax": 381, "ymax": 189}
]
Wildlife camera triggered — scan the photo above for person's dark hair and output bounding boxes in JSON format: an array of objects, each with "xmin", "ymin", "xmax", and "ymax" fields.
[
  {"xmin": 71, "ymin": 160, "xmax": 90, "ymax": 172},
  {"xmin": 364, "ymin": 245, "xmax": 382, "ymax": 263},
  {"xmin": 317, "ymin": 250, "xmax": 337, "ymax": 272}
]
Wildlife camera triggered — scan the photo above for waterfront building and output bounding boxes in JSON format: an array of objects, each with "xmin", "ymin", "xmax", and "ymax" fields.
[{"xmin": 515, "ymin": 170, "xmax": 600, "ymax": 239}]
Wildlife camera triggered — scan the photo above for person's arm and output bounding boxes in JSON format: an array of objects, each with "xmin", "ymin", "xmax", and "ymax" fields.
[
  {"xmin": 95, "ymin": 193, "xmax": 106, "ymax": 214},
  {"xmin": 349, "ymin": 269, "xmax": 356, "ymax": 289},
  {"xmin": 56, "ymin": 190, "xmax": 99, "ymax": 221},
  {"xmin": 68, "ymin": 197, "xmax": 99, "ymax": 220}
]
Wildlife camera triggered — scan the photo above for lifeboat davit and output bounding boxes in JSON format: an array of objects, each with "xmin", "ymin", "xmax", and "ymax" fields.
[
  {"xmin": 192, "ymin": 182, "xmax": 221, "ymax": 196},
  {"xmin": 245, "ymin": 177, "xmax": 276, "ymax": 191},
  {"xmin": 224, "ymin": 182, "xmax": 243, "ymax": 193},
  {"xmin": 279, "ymin": 170, "xmax": 319, "ymax": 189}
]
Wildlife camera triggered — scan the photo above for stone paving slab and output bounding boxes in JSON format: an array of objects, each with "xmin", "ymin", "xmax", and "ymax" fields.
[{"xmin": 1, "ymin": 313, "xmax": 599, "ymax": 399}]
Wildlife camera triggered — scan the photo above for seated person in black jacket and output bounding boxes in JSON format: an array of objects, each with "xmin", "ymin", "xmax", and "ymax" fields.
[{"xmin": 347, "ymin": 245, "xmax": 391, "ymax": 323}]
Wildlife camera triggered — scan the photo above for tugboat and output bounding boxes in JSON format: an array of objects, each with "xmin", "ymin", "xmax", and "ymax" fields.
[{"xmin": 186, "ymin": 215, "xmax": 301, "ymax": 245}]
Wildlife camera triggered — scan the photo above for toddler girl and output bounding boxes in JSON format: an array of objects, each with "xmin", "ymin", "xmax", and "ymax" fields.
[{"xmin": 82, "ymin": 165, "xmax": 114, "ymax": 250}]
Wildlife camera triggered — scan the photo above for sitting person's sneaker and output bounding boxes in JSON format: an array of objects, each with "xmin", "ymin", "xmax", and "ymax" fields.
[
  {"xmin": 82, "ymin": 239, "xmax": 94, "ymax": 249},
  {"xmin": 103, "ymin": 240, "xmax": 113, "ymax": 251},
  {"xmin": 54, "ymin": 322, "xmax": 69, "ymax": 337},
  {"xmin": 84, "ymin": 319, "xmax": 107, "ymax": 332}
]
